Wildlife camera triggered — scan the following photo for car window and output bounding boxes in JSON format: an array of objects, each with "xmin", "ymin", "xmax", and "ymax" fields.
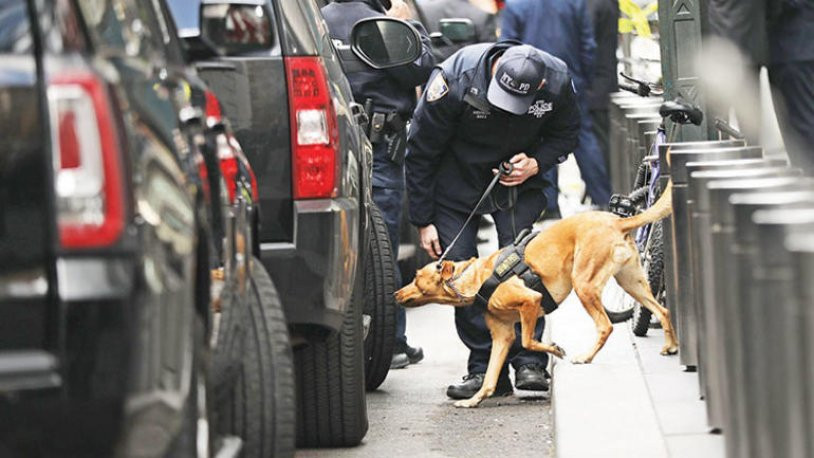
[
  {"xmin": 165, "ymin": 0, "xmax": 198, "ymax": 33},
  {"xmin": 76, "ymin": 0, "xmax": 165, "ymax": 61},
  {"xmin": 0, "ymin": 0, "xmax": 31, "ymax": 53}
]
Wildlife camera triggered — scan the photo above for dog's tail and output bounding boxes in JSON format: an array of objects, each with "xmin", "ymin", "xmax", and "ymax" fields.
[{"xmin": 616, "ymin": 181, "xmax": 673, "ymax": 233}]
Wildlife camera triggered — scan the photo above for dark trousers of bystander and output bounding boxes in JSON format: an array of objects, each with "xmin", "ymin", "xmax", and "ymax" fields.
[{"xmin": 768, "ymin": 60, "xmax": 814, "ymax": 173}]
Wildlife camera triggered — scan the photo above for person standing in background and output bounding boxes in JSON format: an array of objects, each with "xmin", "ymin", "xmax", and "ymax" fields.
[
  {"xmin": 501, "ymin": 0, "xmax": 611, "ymax": 215},
  {"xmin": 766, "ymin": 0, "xmax": 814, "ymax": 172},
  {"xmin": 586, "ymin": 0, "xmax": 619, "ymax": 170},
  {"xmin": 321, "ymin": 0, "xmax": 436, "ymax": 369},
  {"xmin": 416, "ymin": 0, "xmax": 498, "ymax": 61}
]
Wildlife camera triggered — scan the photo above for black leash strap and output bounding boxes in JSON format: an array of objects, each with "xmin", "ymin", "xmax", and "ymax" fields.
[{"xmin": 437, "ymin": 162, "xmax": 514, "ymax": 267}]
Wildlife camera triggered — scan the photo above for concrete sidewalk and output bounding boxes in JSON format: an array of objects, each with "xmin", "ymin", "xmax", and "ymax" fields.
[{"xmin": 548, "ymin": 285, "xmax": 725, "ymax": 458}]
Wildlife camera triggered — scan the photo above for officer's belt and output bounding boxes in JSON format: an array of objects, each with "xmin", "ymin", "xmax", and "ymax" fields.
[{"xmin": 474, "ymin": 230, "xmax": 559, "ymax": 314}]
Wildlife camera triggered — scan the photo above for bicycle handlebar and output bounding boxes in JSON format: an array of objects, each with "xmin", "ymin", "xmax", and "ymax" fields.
[
  {"xmin": 618, "ymin": 72, "xmax": 664, "ymax": 97},
  {"xmin": 713, "ymin": 118, "xmax": 745, "ymax": 140}
]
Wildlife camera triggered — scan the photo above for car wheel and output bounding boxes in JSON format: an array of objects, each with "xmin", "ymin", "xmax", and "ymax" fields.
[
  {"xmin": 363, "ymin": 204, "xmax": 397, "ymax": 391},
  {"xmin": 217, "ymin": 257, "xmax": 296, "ymax": 458},
  {"xmin": 168, "ymin": 316, "xmax": 211, "ymax": 458},
  {"xmin": 294, "ymin": 273, "xmax": 368, "ymax": 447},
  {"xmin": 210, "ymin": 279, "xmax": 244, "ymax": 392}
]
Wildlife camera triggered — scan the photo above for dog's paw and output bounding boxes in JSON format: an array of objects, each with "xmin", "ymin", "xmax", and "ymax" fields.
[
  {"xmin": 571, "ymin": 354, "xmax": 593, "ymax": 364},
  {"xmin": 454, "ymin": 399, "xmax": 480, "ymax": 408},
  {"xmin": 551, "ymin": 343, "xmax": 567, "ymax": 359},
  {"xmin": 660, "ymin": 345, "xmax": 678, "ymax": 356}
]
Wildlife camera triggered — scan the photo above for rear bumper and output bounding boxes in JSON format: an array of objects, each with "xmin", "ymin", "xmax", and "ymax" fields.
[
  {"xmin": 0, "ymin": 257, "xmax": 135, "ymax": 456},
  {"xmin": 260, "ymin": 197, "xmax": 359, "ymax": 333}
]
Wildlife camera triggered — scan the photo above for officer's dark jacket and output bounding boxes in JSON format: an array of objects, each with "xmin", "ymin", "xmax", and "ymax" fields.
[
  {"xmin": 320, "ymin": 0, "xmax": 435, "ymax": 117},
  {"xmin": 406, "ymin": 41, "xmax": 581, "ymax": 227},
  {"xmin": 500, "ymin": 0, "xmax": 596, "ymax": 93}
]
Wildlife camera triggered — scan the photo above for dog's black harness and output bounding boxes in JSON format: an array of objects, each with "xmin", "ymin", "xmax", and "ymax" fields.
[{"xmin": 474, "ymin": 229, "xmax": 559, "ymax": 314}]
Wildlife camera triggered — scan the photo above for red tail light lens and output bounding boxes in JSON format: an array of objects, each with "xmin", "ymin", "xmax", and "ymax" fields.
[
  {"xmin": 204, "ymin": 89, "xmax": 222, "ymax": 125},
  {"xmin": 218, "ymin": 133, "xmax": 239, "ymax": 202},
  {"xmin": 284, "ymin": 56, "xmax": 339, "ymax": 199},
  {"xmin": 48, "ymin": 72, "xmax": 125, "ymax": 248}
]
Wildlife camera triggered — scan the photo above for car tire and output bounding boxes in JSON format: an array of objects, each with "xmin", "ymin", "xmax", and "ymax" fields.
[
  {"xmin": 363, "ymin": 204, "xmax": 397, "ymax": 391},
  {"xmin": 168, "ymin": 316, "xmax": 211, "ymax": 458},
  {"xmin": 217, "ymin": 258, "xmax": 296, "ymax": 458},
  {"xmin": 294, "ymin": 274, "xmax": 368, "ymax": 447},
  {"xmin": 211, "ymin": 279, "xmax": 244, "ymax": 392}
]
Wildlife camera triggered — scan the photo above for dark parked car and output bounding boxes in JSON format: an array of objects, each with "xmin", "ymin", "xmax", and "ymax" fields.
[
  {"xmin": 166, "ymin": 0, "xmax": 422, "ymax": 447},
  {"xmin": 0, "ymin": 0, "xmax": 292, "ymax": 456}
]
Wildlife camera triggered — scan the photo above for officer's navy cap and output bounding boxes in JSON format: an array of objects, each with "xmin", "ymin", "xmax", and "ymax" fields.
[{"xmin": 487, "ymin": 45, "xmax": 547, "ymax": 115}]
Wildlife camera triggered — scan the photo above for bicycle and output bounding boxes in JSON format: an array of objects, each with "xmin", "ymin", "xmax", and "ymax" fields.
[{"xmin": 602, "ymin": 73, "xmax": 704, "ymax": 335}]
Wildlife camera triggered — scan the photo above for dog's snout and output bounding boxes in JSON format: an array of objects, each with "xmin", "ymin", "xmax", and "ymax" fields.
[{"xmin": 394, "ymin": 283, "xmax": 420, "ymax": 306}]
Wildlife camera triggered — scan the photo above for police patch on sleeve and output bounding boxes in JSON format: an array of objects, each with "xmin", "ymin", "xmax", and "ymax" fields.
[{"xmin": 426, "ymin": 72, "xmax": 449, "ymax": 102}]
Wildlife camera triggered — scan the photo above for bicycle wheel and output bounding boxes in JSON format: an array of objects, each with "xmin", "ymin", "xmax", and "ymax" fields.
[{"xmin": 632, "ymin": 221, "xmax": 665, "ymax": 336}]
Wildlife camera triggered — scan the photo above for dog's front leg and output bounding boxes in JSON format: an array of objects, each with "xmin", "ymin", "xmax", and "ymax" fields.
[
  {"xmin": 519, "ymin": 304, "xmax": 565, "ymax": 358},
  {"xmin": 454, "ymin": 314, "xmax": 514, "ymax": 408}
]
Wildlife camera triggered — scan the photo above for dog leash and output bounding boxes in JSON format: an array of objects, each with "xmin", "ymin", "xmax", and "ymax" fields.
[{"xmin": 436, "ymin": 161, "xmax": 514, "ymax": 267}]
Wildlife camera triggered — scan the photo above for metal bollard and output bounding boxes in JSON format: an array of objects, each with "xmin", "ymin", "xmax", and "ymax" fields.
[
  {"xmin": 707, "ymin": 176, "xmax": 809, "ymax": 458},
  {"xmin": 685, "ymin": 159, "xmax": 790, "ymax": 431},
  {"xmin": 657, "ymin": 140, "xmax": 747, "ymax": 341},
  {"xmin": 668, "ymin": 146, "xmax": 764, "ymax": 369},
  {"xmin": 743, "ymin": 205, "xmax": 814, "ymax": 458},
  {"xmin": 786, "ymin": 234, "xmax": 814, "ymax": 458}
]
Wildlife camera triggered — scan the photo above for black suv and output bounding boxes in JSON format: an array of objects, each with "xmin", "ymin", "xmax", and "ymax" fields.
[
  {"xmin": 167, "ymin": 0, "xmax": 421, "ymax": 447},
  {"xmin": 0, "ymin": 0, "xmax": 293, "ymax": 456}
]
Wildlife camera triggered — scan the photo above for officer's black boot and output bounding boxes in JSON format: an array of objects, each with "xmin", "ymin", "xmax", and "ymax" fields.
[
  {"xmin": 446, "ymin": 373, "xmax": 513, "ymax": 400},
  {"xmin": 514, "ymin": 364, "xmax": 550, "ymax": 391}
]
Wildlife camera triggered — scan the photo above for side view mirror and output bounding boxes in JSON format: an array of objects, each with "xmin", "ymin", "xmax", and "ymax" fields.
[
  {"xmin": 439, "ymin": 18, "xmax": 476, "ymax": 44},
  {"xmin": 350, "ymin": 17, "xmax": 422, "ymax": 70},
  {"xmin": 199, "ymin": 1, "xmax": 274, "ymax": 56}
]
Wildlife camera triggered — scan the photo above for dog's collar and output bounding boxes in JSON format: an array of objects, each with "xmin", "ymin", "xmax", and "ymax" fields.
[{"xmin": 444, "ymin": 262, "xmax": 476, "ymax": 303}]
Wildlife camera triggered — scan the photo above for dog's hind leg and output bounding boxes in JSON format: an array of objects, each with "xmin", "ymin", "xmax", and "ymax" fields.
[
  {"xmin": 615, "ymin": 261, "xmax": 679, "ymax": 355},
  {"xmin": 454, "ymin": 313, "xmax": 514, "ymax": 408},
  {"xmin": 571, "ymin": 252, "xmax": 618, "ymax": 364}
]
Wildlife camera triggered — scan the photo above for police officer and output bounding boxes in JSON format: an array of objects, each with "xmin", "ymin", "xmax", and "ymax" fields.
[
  {"xmin": 321, "ymin": 0, "xmax": 436, "ymax": 368},
  {"xmin": 501, "ymin": 0, "xmax": 611, "ymax": 215},
  {"xmin": 406, "ymin": 42, "xmax": 580, "ymax": 398}
]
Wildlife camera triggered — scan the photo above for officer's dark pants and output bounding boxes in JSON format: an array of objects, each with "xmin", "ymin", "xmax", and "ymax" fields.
[
  {"xmin": 434, "ymin": 190, "xmax": 548, "ymax": 377},
  {"xmin": 543, "ymin": 98, "xmax": 612, "ymax": 211},
  {"xmin": 371, "ymin": 141, "xmax": 408, "ymax": 348},
  {"xmin": 769, "ymin": 60, "xmax": 814, "ymax": 172}
]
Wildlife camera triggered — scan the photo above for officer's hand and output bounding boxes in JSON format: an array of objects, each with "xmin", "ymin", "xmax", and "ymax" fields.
[
  {"xmin": 493, "ymin": 153, "xmax": 539, "ymax": 187},
  {"xmin": 419, "ymin": 224, "xmax": 443, "ymax": 259},
  {"xmin": 386, "ymin": 0, "xmax": 412, "ymax": 20}
]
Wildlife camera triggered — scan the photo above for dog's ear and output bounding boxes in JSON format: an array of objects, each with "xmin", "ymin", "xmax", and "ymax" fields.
[{"xmin": 440, "ymin": 261, "xmax": 455, "ymax": 281}]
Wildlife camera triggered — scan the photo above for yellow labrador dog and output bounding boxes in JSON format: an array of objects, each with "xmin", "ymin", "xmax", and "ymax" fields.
[{"xmin": 395, "ymin": 184, "xmax": 678, "ymax": 408}]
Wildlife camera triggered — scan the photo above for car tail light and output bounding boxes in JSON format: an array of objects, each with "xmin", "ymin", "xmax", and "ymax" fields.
[
  {"xmin": 284, "ymin": 56, "xmax": 339, "ymax": 200},
  {"xmin": 218, "ymin": 134, "xmax": 239, "ymax": 202},
  {"xmin": 204, "ymin": 89, "xmax": 223, "ymax": 125},
  {"xmin": 228, "ymin": 135, "xmax": 258, "ymax": 202},
  {"xmin": 48, "ymin": 72, "xmax": 125, "ymax": 248}
]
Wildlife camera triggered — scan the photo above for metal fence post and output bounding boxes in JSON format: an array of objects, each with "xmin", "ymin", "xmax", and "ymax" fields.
[{"xmin": 658, "ymin": 0, "xmax": 711, "ymax": 141}]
